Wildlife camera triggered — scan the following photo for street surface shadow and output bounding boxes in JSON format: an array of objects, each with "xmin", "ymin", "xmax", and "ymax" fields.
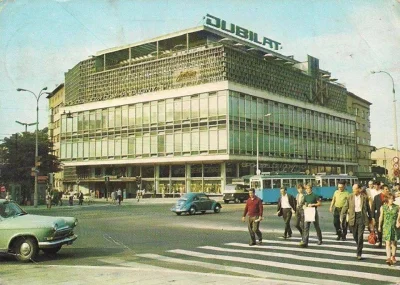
[{"xmin": 0, "ymin": 247, "xmax": 125, "ymax": 263}]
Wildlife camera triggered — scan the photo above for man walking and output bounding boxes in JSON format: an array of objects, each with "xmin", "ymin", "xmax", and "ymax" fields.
[
  {"xmin": 300, "ymin": 184, "xmax": 322, "ymax": 247},
  {"xmin": 242, "ymin": 188, "xmax": 263, "ymax": 246},
  {"xmin": 372, "ymin": 184, "xmax": 390, "ymax": 247},
  {"xmin": 294, "ymin": 184, "xmax": 305, "ymax": 236},
  {"xmin": 277, "ymin": 187, "xmax": 296, "ymax": 238},
  {"xmin": 117, "ymin": 188, "xmax": 122, "ymax": 205},
  {"xmin": 329, "ymin": 181, "xmax": 349, "ymax": 240},
  {"xmin": 341, "ymin": 183, "xmax": 373, "ymax": 260}
]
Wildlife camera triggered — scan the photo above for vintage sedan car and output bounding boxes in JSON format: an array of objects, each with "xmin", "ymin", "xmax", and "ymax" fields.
[
  {"xmin": 0, "ymin": 199, "xmax": 78, "ymax": 262},
  {"xmin": 171, "ymin": 193, "xmax": 222, "ymax": 215}
]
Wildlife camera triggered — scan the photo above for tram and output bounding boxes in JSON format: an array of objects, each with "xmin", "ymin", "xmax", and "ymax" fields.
[
  {"xmin": 249, "ymin": 173, "xmax": 358, "ymax": 203},
  {"xmin": 315, "ymin": 173, "xmax": 358, "ymax": 199}
]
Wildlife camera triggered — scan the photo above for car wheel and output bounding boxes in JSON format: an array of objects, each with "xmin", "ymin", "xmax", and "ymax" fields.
[
  {"xmin": 240, "ymin": 200, "xmax": 244, "ymax": 203},
  {"xmin": 189, "ymin": 206, "xmax": 196, "ymax": 215},
  {"xmin": 14, "ymin": 237, "xmax": 38, "ymax": 262},
  {"xmin": 234, "ymin": 198, "xmax": 240, "ymax": 203},
  {"xmin": 224, "ymin": 200, "xmax": 229, "ymax": 204},
  {"xmin": 42, "ymin": 246, "xmax": 62, "ymax": 255},
  {"xmin": 201, "ymin": 211, "xmax": 206, "ymax": 214},
  {"xmin": 214, "ymin": 205, "xmax": 221, "ymax": 213},
  {"xmin": 176, "ymin": 212, "xmax": 182, "ymax": 216}
]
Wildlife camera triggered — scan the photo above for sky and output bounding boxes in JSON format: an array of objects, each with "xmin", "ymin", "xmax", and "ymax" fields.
[{"xmin": 0, "ymin": 0, "xmax": 399, "ymax": 149}]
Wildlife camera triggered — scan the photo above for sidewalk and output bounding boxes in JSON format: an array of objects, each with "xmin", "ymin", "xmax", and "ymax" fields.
[{"xmin": 0, "ymin": 261, "xmax": 310, "ymax": 285}]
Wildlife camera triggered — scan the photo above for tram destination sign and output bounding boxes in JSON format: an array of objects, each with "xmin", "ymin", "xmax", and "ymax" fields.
[{"xmin": 204, "ymin": 14, "xmax": 282, "ymax": 51}]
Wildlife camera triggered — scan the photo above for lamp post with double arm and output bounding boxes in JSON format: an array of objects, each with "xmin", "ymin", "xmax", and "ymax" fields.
[
  {"xmin": 17, "ymin": 87, "xmax": 48, "ymax": 207},
  {"xmin": 15, "ymin": 120, "xmax": 37, "ymax": 133}
]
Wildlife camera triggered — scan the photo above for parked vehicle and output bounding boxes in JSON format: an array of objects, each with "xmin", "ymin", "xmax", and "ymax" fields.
[
  {"xmin": 0, "ymin": 199, "xmax": 78, "ymax": 262},
  {"xmin": 171, "ymin": 193, "xmax": 222, "ymax": 215},
  {"xmin": 222, "ymin": 184, "xmax": 249, "ymax": 204}
]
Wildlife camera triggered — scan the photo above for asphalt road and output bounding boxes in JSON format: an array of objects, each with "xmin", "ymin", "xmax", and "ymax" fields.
[{"xmin": 0, "ymin": 200, "xmax": 399, "ymax": 285}]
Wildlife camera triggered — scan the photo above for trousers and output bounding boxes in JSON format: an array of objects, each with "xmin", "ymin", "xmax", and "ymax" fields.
[
  {"xmin": 282, "ymin": 208, "xmax": 293, "ymax": 237},
  {"xmin": 248, "ymin": 216, "xmax": 262, "ymax": 243},
  {"xmin": 295, "ymin": 208, "xmax": 304, "ymax": 236},
  {"xmin": 333, "ymin": 207, "xmax": 347, "ymax": 238},
  {"xmin": 302, "ymin": 209, "xmax": 322, "ymax": 244},
  {"xmin": 352, "ymin": 212, "xmax": 365, "ymax": 257}
]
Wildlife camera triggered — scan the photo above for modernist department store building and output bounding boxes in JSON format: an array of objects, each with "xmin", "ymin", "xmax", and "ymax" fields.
[{"xmin": 59, "ymin": 15, "xmax": 364, "ymax": 197}]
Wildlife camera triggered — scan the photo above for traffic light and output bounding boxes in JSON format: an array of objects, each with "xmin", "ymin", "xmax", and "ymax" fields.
[
  {"xmin": 136, "ymin": 176, "xmax": 141, "ymax": 184},
  {"xmin": 35, "ymin": 156, "xmax": 42, "ymax": 167},
  {"xmin": 104, "ymin": 176, "xmax": 110, "ymax": 182}
]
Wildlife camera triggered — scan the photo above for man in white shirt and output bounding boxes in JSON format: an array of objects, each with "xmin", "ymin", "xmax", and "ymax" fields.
[
  {"xmin": 341, "ymin": 184, "xmax": 373, "ymax": 260},
  {"xmin": 277, "ymin": 187, "xmax": 296, "ymax": 239},
  {"xmin": 368, "ymin": 181, "xmax": 381, "ymax": 207}
]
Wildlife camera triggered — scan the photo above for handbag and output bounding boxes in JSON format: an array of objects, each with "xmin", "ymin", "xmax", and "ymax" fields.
[{"xmin": 368, "ymin": 231, "xmax": 377, "ymax": 245}]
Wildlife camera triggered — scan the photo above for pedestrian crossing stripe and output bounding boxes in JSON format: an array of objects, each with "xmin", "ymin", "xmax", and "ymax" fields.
[
  {"xmin": 137, "ymin": 253, "xmax": 351, "ymax": 285},
  {"xmin": 137, "ymin": 235, "xmax": 399, "ymax": 284},
  {"xmin": 204, "ymin": 244, "xmax": 389, "ymax": 270},
  {"xmin": 168, "ymin": 249, "xmax": 399, "ymax": 283},
  {"xmin": 226, "ymin": 242, "xmax": 385, "ymax": 260},
  {"xmin": 274, "ymin": 237, "xmax": 386, "ymax": 253}
]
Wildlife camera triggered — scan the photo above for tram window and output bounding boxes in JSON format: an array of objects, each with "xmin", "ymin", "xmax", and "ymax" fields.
[
  {"xmin": 321, "ymin": 179, "xmax": 328, "ymax": 186},
  {"xmin": 329, "ymin": 179, "xmax": 336, "ymax": 186},
  {"xmin": 251, "ymin": 181, "xmax": 261, "ymax": 189},
  {"xmin": 263, "ymin": 179, "xmax": 272, "ymax": 189},
  {"xmin": 305, "ymin": 179, "xmax": 316, "ymax": 187},
  {"xmin": 283, "ymin": 179, "xmax": 291, "ymax": 188},
  {"xmin": 272, "ymin": 179, "xmax": 281, "ymax": 188},
  {"xmin": 296, "ymin": 179, "xmax": 304, "ymax": 186}
]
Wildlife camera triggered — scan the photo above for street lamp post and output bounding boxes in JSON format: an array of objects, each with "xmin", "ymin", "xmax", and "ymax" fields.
[
  {"xmin": 371, "ymin": 71, "xmax": 398, "ymax": 181},
  {"xmin": 256, "ymin": 114, "xmax": 271, "ymax": 175},
  {"xmin": 17, "ymin": 87, "xmax": 48, "ymax": 207}
]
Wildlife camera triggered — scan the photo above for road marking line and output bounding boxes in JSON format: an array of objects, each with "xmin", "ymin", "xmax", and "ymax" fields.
[
  {"xmin": 137, "ymin": 253, "xmax": 334, "ymax": 285},
  {"xmin": 168, "ymin": 249, "xmax": 399, "ymax": 283},
  {"xmin": 225, "ymin": 242, "xmax": 384, "ymax": 260},
  {"xmin": 201, "ymin": 245, "xmax": 394, "ymax": 270},
  {"xmin": 43, "ymin": 264, "xmax": 277, "ymax": 282},
  {"xmin": 273, "ymin": 238, "xmax": 385, "ymax": 253}
]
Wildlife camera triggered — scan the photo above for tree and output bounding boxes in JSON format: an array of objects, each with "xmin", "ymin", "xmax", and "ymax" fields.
[{"xmin": 0, "ymin": 129, "xmax": 61, "ymax": 201}]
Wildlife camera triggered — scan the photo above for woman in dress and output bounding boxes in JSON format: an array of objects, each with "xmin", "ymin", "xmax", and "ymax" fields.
[{"xmin": 378, "ymin": 193, "xmax": 400, "ymax": 266}]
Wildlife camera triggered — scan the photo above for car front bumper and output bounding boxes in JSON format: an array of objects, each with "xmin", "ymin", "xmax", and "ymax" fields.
[{"xmin": 38, "ymin": 234, "xmax": 78, "ymax": 249}]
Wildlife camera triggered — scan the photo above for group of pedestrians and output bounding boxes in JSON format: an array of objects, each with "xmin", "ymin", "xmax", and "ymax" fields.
[
  {"xmin": 110, "ymin": 188, "xmax": 123, "ymax": 205},
  {"xmin": 241, "ymin": 182, "xmax": 400, "ymax": 266}
]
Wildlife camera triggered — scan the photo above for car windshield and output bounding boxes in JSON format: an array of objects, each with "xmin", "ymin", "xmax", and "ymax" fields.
[{"xmin": 0, "ymin": 201, "xmax": 27, "ymax": 219}]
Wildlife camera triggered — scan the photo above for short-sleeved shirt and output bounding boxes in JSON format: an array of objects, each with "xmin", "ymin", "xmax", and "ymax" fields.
[
  {"xmin": 333, "ymin": 190, "xmax": 349, "ymax": 208},
  {"xmin": 304, "ymin": 192, "xmax": 320, "ymax": 205}
]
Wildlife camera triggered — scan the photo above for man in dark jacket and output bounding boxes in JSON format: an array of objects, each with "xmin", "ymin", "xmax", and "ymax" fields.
[
  {"xmin": 341, "ymin": 183, "xmax": 373, "ymax": 260},
  {"xmin": 277, "ymin": 187, "xmax": 296, "ymax": 238},
  {"xmin": 371, "ymin": 185, "xmax": 390, "ymax": 247},
  {"xmin": 242, "ymin": 188, "xmax": 263, "ymax": 246}
]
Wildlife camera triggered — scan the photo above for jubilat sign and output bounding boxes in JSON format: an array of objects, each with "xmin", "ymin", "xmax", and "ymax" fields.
[{"xmin": 204, "ymin": 14, "xmax": 282, "ymax": 51}]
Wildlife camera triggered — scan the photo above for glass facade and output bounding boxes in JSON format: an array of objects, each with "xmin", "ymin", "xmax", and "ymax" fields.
[
  {"xmin": 61, "ymin": 88, "xmax": 357, "ymax": 195},
  {"xmin": 60, "ymin": 90, "xmax": 228, "ymax": 160},
  {"xmin": 228, "ymin": 91, "xmax": 356, "ymax": 163}
]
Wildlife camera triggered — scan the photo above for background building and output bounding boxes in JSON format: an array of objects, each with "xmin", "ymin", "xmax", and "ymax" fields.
[
  {"xmin": 54, "ymin": 23, "xmax": 373, "ymax": 197},
  {"xmin": 371, "ymin": 147, "xmax": 399, "ymax": 183},
  {"xmin": 47, "ymin": 84, "xmax": 65, "ymax": 192},
  {"xmin": 347, "ymin": 92, "xmax": 374, "ymax": 184}
]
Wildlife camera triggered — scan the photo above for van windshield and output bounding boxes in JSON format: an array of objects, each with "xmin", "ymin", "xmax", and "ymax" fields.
[{"xmin": 224, "ymin": 184, "xmax": 247, "ymax": 193}]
